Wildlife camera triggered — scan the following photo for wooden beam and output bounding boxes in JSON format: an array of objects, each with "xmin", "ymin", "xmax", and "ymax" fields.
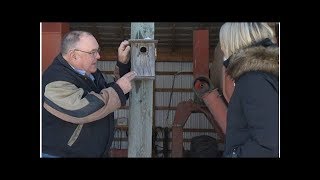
[
  {"xmin": 170, "ymin": 23, "xmax": 176, "ymax": 52},
  {"xmin": 128, "ymin": 23, "xmax": 155, "ymax": 157},
  {"xmin": 91, "ymin": 23, "xmax": 101, "ymax": 44}
]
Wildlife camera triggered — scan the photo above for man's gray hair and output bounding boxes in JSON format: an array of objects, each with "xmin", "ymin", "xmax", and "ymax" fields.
[{"xmin": 60, "ymin": 31, "xmax": 93, "ymax": 55}]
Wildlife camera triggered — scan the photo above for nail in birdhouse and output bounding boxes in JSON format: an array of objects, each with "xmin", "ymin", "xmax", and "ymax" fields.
[{"xmin": 129, "ymin": 39, "xmax": 158, "ymax": 79}]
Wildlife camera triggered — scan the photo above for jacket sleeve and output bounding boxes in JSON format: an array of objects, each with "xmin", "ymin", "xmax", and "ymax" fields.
[
  {"xmin": 235, "ymin": 73, "xmax": 279, "ymax": 157},
  {"xmin": 43, "ymin": 80, "xmax": 123, "ymax": 124},
  {"xmin": 114, "ymin": 60, "xmax": 131, "ymax": 99}
]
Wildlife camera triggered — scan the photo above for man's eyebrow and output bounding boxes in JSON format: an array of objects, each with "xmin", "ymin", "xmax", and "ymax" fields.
[{"xmin": 91, "ymin": 47, "xmax": 100, "ymax": 51}]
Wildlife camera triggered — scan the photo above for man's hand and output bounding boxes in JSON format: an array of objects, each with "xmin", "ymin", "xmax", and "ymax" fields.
[
  {"xmin": 116, "ymin": 71, "xmax": 137, "ymax": 94},
  {"xmin": 118, "ymin": 40, "xmax": 130, "ymax": 64}
]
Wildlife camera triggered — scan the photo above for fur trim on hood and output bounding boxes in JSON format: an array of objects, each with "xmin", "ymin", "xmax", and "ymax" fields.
[{"xmin": 226, "ymin": 46, "xmax": 279, "ymax": 81}]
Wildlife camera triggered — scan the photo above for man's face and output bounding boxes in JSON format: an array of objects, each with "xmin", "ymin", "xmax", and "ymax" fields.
[{"xmin": 74, "ymin": 35, "xmax": 101, "ymax": 73}]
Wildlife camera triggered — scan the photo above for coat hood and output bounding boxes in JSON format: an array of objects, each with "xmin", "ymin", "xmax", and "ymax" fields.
[{"xmin": 226, "ymin": 46, "xmax": 279, "ymax": 81}]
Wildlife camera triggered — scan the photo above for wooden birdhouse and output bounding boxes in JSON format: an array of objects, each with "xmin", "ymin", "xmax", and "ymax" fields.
[{"xmin": 129, "ymin": 39, "xmax": 158, "ymax": 79}]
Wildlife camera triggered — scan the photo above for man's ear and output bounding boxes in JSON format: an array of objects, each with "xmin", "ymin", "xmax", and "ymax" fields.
[{"xmin": 69, "ymin": 50, "xmax": 77, "ymax": 60}]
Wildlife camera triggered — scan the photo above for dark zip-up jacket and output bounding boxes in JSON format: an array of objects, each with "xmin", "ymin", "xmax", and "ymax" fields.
[
  {"xmin": 42, "ymin": 54, "xmax": 130, "ymax": 157},
  {"xmin": 223, "ymin": 43, "xmax": 279, "ymax": 157}
]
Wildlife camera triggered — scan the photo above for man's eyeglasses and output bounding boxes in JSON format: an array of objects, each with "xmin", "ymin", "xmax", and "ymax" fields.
[{"xmin": 74, "ymin": 48, "xmax": 100, "ymax": 57}]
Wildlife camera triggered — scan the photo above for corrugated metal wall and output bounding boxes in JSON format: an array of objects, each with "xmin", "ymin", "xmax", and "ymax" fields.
[{"xmin": 97, "ymin": 60, "xmax": 223, "ymax": 157}]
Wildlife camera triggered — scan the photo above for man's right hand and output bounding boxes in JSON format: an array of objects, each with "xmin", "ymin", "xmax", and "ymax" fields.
[
  {"xmin": 118, "ymin": 40, "xmax": 130, "ymax": 64},
  {"xmin": 116, "ymin": 71, "xmax": 137, "ymax": 94}
]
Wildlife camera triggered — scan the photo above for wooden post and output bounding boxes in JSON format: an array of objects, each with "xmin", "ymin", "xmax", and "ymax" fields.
[{"xmin": 128, "ymin": 23, "xmax": 155, "ymax": 157}]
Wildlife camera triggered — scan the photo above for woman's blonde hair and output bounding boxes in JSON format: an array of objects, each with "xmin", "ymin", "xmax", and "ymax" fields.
[{"xmin": 219, "ymin": 22, "xmax": 275, "ymax": 58}]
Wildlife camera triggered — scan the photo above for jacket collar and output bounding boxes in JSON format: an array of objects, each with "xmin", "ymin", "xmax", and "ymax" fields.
[
  {"xmin": 227, "ymin": 46, "xmax": 279, "ymax": 81},
  {"xmin": 224, "ymin": 39, "xmax": 279, "ymax": 81},
  {"xmin": 223, "ymin": 38, "xmax": 277, "ymax": 69}
]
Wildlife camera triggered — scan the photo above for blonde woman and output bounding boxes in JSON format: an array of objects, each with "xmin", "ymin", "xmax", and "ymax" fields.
[{"xmin": 219, "ymin": 23, "xmax": 279, "ymax": 157}]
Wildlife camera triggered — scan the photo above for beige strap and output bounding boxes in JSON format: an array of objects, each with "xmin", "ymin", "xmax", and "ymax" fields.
[{"xmin": 67, "ymin": 124, "xmax": 83, "ymax": 146}]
